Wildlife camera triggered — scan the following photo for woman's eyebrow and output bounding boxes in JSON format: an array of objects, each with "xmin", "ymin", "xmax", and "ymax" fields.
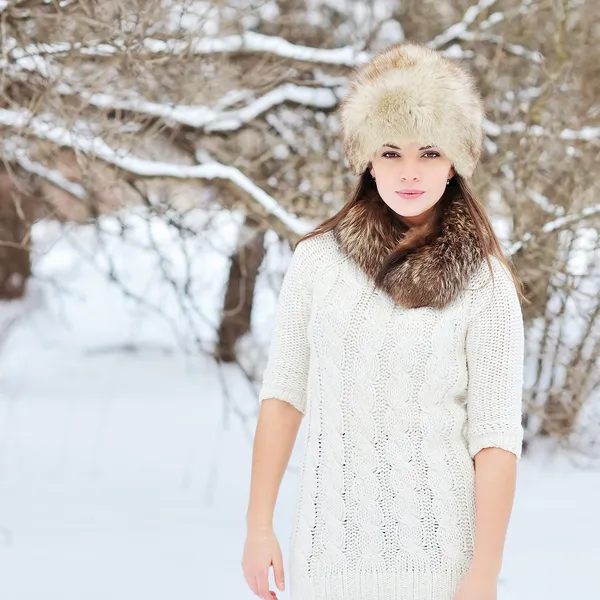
[{"xmin": 382, "ymin": 144, "xmax": 435, "ymax": 150}]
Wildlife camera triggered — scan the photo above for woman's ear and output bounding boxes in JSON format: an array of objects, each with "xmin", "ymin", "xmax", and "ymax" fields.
[{"xmin": 448, "ymin": 166, "xmax": 456, "ymax": 179}]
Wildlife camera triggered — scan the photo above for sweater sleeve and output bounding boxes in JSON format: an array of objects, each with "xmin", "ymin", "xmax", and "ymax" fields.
[
  {"xmin": 465, "ymin": 257, "xmax": 525, "ymax": 460},
  {"xmin": 258, "ymin": 239, "xmax": 315, "ymax": 415}
]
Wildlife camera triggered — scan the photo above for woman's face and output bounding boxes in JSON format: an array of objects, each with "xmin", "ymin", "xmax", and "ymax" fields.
[{"xmin": 369, "ymin": 140, "xmax": 455, "ymax": 227}]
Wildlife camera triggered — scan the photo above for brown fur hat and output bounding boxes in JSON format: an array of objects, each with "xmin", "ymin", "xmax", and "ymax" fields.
[{"xmin": 338, "ymin": 41, "xmax": 485, "ymax": 179}]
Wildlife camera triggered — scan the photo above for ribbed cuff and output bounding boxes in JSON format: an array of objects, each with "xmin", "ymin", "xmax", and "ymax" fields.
[
  {"xmin": 259, "ymin": 384, "xmax": 306, "ymax": 414},
  {"xmin": 468, "ymin": 428, "xmax": 523, "ymax": 460}
]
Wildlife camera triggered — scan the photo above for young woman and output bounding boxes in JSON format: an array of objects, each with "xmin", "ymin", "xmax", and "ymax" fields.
[{"xmin": 242, "ymin": 41, "xmax": 526, "ymax": 600}]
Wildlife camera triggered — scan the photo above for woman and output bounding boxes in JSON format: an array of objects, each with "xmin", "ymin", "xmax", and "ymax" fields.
[{"xmin": 242, "ymin": 41, "xmax": 526, "ymax": 600}]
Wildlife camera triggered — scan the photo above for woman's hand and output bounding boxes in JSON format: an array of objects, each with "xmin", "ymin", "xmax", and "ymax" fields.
[
  {"xmin": 452, "ymin": 567, "xmax": 498, "ymax": 600},
  {"xmin": 241, "ymin": 526, "xmax": 285, "ymax": 600}
]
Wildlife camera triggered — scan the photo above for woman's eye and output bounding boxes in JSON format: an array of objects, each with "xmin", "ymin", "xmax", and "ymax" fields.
[{"xmin": 382, "ymin": 151, "xmax": 439, "ymax": 158}]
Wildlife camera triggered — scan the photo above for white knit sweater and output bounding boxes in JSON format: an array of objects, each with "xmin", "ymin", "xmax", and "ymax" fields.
[{"xmin": 259, "ymin": 231, "xmax": 524, "ymax": 600}]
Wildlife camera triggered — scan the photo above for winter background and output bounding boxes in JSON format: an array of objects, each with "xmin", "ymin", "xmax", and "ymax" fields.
[
  {"xmin": 0, "ymin": 0, "xmax": 599, "ymax": 599},
  {"xmin": 0, "ymin": 209, "xmax": 597, "ymax": 600}
]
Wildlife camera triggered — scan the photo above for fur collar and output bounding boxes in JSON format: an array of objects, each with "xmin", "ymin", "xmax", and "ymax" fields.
[{"xmin": 332, "ymin": 195, "xmax": 485, "ymax": 309}]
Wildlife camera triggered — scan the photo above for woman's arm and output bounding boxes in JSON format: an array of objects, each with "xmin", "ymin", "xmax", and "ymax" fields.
[
  {"xmin": 244, "ymin": 398, "xmax": 302, "ymax": 599},
  {"xmin": 457, "ymin": 256, "xmax": 525, "ymax": 599},
  {"xmin": 470, "ymin": 447, "xmax": 517, "ymax": 577},
  {"xmin": 465, "ymin": 257, "xmax": 525, "ymax": 463},
  {"xmin": 247, "ymin": 238, "xmax": 315, "ymax": 527},
  {"xmin": 243, "ymin": 239, "xmax": 316, "ymax": 599},
  {"xmin": 246, "ymin": 399, "xmax": 303, "ymax": 534}
]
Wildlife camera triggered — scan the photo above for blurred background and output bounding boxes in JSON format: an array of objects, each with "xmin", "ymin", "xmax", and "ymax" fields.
[{"xmin": 0, "ymin": 0, "xmax": 598, "ymax": 598}]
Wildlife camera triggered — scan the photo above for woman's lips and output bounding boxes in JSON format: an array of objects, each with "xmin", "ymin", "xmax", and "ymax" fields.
[{"xmin": 395, "ymin": 191, "xmax": 425, "ymax": 199}]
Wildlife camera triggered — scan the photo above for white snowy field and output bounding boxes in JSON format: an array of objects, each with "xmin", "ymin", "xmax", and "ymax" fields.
[{"xmin": 0, "ymin": 213, "xmax": 598, "ymax": 600}]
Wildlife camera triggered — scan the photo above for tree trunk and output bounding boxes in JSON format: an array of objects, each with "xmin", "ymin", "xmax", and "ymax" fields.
[
  {"xmin": 538, "ymin": 392, "xmax": 574, "ymax": 438},
  {"xmin": 0, "ymin": 168, "xmax": 36, "ymax": 300},
  {"xmin": 215, "ymin": 215, "xmax": 266, "ymax": 362}
]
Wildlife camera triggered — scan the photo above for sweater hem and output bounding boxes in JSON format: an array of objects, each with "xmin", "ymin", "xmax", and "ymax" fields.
[{"xmin": 290, "ymin": 564, "xmax": 470, "ymax": 600}]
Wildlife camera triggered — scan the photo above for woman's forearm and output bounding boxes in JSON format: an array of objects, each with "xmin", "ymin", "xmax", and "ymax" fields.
[
  {"xmin": 470, "ymin": 447, "xmax": 518, "ymax": 577},
  {"xmin": 246, "ymin": 398, "xmax": 303, "ymax": 533}
]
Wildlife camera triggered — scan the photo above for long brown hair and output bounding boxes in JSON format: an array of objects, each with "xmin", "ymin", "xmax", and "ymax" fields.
[{"xmin": 296, "ymin": 170, "xmax": 529, "ymax": 305}]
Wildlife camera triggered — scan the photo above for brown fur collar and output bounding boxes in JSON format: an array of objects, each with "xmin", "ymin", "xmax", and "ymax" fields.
[{"xmin": 332, "ymin": 196, "xmax": 485, "ymax": 309}]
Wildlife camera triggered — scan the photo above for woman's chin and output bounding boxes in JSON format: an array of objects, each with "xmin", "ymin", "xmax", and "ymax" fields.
[{"xmin": 386, "ymin": 198, "xmax": 431, "ymax": 217}]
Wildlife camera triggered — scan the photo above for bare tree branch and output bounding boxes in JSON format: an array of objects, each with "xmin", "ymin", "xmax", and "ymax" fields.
[
  {"xmin": 0, "ymin": 108, "xmax": 313, "ymax": 236},
  {"xmin": 2, "ymin": 138, "xmax": 86, "ymax": 199},
  {"xmin": 510, "ymin": 205, "xmax": 600, "ymax": 255}
]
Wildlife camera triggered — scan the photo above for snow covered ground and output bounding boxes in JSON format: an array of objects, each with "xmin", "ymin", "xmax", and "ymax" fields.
[{"xmin": 0, "ymin": 214, "xmax": 598, "ymax": 600}]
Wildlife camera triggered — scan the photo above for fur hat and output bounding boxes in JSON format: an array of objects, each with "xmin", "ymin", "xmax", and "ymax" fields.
[{"xmin": 338, "ymin": 41, "xmax": 485, "ymax": 179}]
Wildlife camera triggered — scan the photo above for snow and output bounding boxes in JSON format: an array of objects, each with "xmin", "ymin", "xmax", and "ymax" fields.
[
  {"xmin": 561, "ymin": 127, "xmax": 600, "ymax": 141},
  {"xmin": 540, "ymin": 204, "xmax": 600, "ymax": 234},
  {"xmin": 65, "ymin": 84, "xmax": 340, "ymax": 131},
  {"xmin": 377, "ymin": 20, "xmax": 406, "ymax": 46},
  {"xmin": 456, "ymin": 32, "xmax": 543, "ymax": 63},
  {"xmin": 0, "ymin": 108, "xmax": 314, "ymax": 236},
  {"xmin": 1, "ymin": 41, "xmax": 339, "ymax": 133},
  {"xmin": 526, "ymin": 189, "xmax": 565, "ymax": 217},
  {"xmin": 483, "ymin": 119, "xmax": 598, "ymax": 149},
  {"xmin": 0, "ymin": 34, "xmax": 364, "ymax": 66},
  {"xmin": 4, "ymin": 27, "xmax": 515, "ymax": 77},
  {"xmin": 428, "ymin": 0, "xmax": 542, "ymax": 63},
  {"xmin": 143, "ymin": 32, "xmax": 370, "ymax": 65},
  {"xmin": 159, "ymin": 0, "xmax": 221, "ymax": 35},
  {"xmin": 2, "ymin": 138, "xmax": 86, "ymax": 199},
  {"xmin": 523, "ymin": 227, "xmax": 600, "ymax": 440},
  {"xmin": 205, "ymin": 84, "xmax": 341, "ymax": 132},
  {"xmin": 480, "ymin": 11, "xmax": 506, "ymax": 28},
  {"xmin": 509, "ymin": 201, "xmax": 600, "ymax": 255},
  {"xmin": 499, "ymin": 39, "xmax": 543, "ymax": 62},
  {"xmin": 429, "ymin": 0, "xmax": 499, "ymax": 49},
  {"xmin": 0, "ymin": 210, "xmax": 598, "ymax": 599}
]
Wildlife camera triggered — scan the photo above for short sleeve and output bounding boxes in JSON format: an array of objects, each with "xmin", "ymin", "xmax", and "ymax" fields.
[
  {"xmin": 258, "ymin": 239, "xmax": 315, "ymax": 414},
  {"xmin": 465, "ymin": 257, "xmax": 525, "ymax": 460}
]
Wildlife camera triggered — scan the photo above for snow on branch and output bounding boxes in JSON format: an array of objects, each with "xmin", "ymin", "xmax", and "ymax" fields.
[
  {"xmin": 428, "ymin": 0, "xmax": 542, "ymax": 63},
  {"xmin": 143, "ymin": 32, "xmax": 370, "ymax": 65},
  {"xmin": 6, "ymin": 30, "xmax": 478, "ymax": 71},
  {"xmin": 1, "ymin": 37, "xmax": 123, "ymax": 60},
  {"xmin": 484, "ymin": 120, "xmax": 599, "ymax": 143},
  {"xmin": 526, "ymin": 190, "xmax": 565, "ymax": 217},
  {"xmin": 560, "ymin": 127, "xmax": 600, "ymax": 142},
  {"xmin": 4, "ymin": 33, "xmax": 369, "ymax": 66},
  {"xmin": 57, "ymin": 83, "xmax": 341, "ymax": 131},
  {"xmin": 0, "ymin": 108, "xmax": 313, "ymax": 236},
  {"xmin": 429, "ymin": 0, "xmax": 499, "ymax": 48},
  {"xmin": 479, "ymin": 2, "xmax": 536, "ymax": 32},
  {"xmin": 509, "ymin": 204, "xmax": 600, "ymax": 255},
  {"xmin": 3, "ymin": 37, "xmax": 343, "ymax": 129},
  {"xmin": 2, "ymin": 138, "xmax": 86, "ymax": 199},
  {"xmin": 457, "ymin": 32, "xmax": 543, "ymax": 63},
  {"xmin": 205, "ymin": 84, "xmax": 341, "ymax": 131}
]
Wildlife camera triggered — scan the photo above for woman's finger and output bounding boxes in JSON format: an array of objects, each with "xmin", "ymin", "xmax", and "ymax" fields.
[
  {"xmin": 271, "ymin": 548, "xmax": 285, "ymax": 591},
  {"xmin": 256, "ymin": 568, "xmax": 272, "ymax": 600}
]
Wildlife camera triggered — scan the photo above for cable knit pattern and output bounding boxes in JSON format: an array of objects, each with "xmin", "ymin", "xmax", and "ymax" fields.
[{"xmin": 259, "ymin": 231, "xmax": 524, "ymax": 600}]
